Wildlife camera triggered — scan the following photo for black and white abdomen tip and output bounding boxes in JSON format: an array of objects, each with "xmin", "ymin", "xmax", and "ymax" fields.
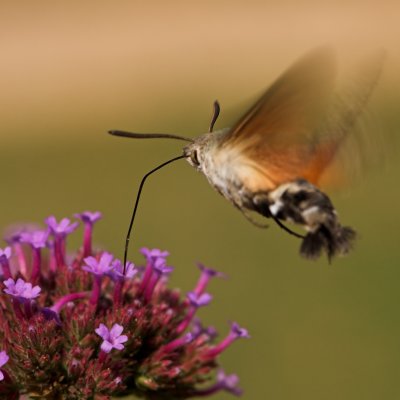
[{"xmin": 254, "ymin": 179, "xmax": 356, "ymax": 261}]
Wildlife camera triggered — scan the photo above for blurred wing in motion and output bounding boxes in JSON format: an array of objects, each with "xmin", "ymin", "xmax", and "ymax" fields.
[
  {"xmin": 220, "ymin": 47, "xmax": 385, "ymax": 192},
  {"xmin": 216, "ymin": 47, "xmax": 385, "ymax": 260},
  {"xmin": 313, "ymin": 49, "xmax": 386, "ymax": 188}
]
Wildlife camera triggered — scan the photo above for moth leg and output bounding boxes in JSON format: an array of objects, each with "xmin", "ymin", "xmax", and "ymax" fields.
[
  {"xmin": 225, "ymin": 185, "xmax": 269, "ymax": 228},
  {"xmin": 271, "ymin": 216, "xmax": 305, "ymax": 239},
  {"xmin": 251, "ymin": 192, "xmax": 303, "ymax": 237},
  {"xmin": 239, "ymin": 208, "xmax": 269, "ymax": 229}
]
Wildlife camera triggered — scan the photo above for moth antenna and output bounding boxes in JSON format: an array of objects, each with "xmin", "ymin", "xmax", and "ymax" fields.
[
  {"xmin": 122, "ymin": 155, "xmax": 186, "ymax": 274},
  {"xmin": 209, "ymin": 100, "xmax": 220, "ymax": 133},
  {"xmin": 272, "ymin": 216, "xmax": 305, "ymax": 239},
  {"xmin": 108, "ymin": 130, "xmax": 194, "ymax": 142}
]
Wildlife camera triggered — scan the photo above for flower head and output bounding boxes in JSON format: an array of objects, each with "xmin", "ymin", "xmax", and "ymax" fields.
[
  {"xmin": 95, "ymin": 323, "xmax": 128, "ymax": 353},
  {"xmin": 0, "ymin": 213, "xmax": 248, "ymax": 398},
  {"xmin": 3, "ymin": 278, "xmax": 41, "ymax": 300},
  {"xmin": 0, "ymin": 351, "xmax": 9, "ymax": 381}
]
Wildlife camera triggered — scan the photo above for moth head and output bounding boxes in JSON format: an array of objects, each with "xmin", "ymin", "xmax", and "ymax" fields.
[
  {"xmin": 183, "ymin": 132, "xmax": 220, "ymax": 171},
  {"xmin": 183, "ymin": 144, "xmax": 202, "ymax": 171},
  {"xmin": 183, "ymin": 100, "xmax": 226, "ymax": 171}
]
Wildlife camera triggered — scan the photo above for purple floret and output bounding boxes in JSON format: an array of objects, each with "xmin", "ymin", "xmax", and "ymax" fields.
[
  {"xmin": 153, "ymin": 258, "xmax": 174, "ymax": 275},
  {"xmin": 95, "ymin": 323, "xmax": 128, "ymax": 353},
  {"xmin": 20, "ymin": 230, "xmax": 49, "ymax": 249},
  {"xmin": 0, "ymin": 247, "xmax": 11, "ymax": 261},
  {"xmin": 140, "ymin": 247, "xmax": 169, "ymax": 263},
  {"xmin": 108, "ymin": 259, "xmax": 137, "ymax": 280},
  {"xmin": 0, "ymin": 350, "xmax": 9, "ymax": 381},
  {"xmin": 197, "ymin": 263, "xmax": 225, "ymax": 278},
  {"xmin": 187, "ymin": 291, "xmax": 213, "ymax": 307},
  {"xmin": 45, "ymin": 216, "xmax": 78, "ymax": 236},
  {"xmin": 191, "ymin": 318, "xmax": 218, "ymax": 339},
  {"xmin": 217, "ymin": 369, "xmax": 243, "ymax": 396},
  {"xmin": 231, "ymin": 322, "xmax": 250, "ymax": 339},
  {"xmin": 83, "ymin": 252, "xmax": 113, "ymax": 276},
  {"xmin": 74, "ymin": 211, "xmax": 102, "ymax": 224},
  {"xmin": 3, "ymin": 278, "xmax": 41, "ymax": 300}
]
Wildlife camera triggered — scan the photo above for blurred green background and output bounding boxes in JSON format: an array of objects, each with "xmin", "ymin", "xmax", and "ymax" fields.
[{"xmin": 1, "ymin": 1, "xmax": 400, "ymax": 399}]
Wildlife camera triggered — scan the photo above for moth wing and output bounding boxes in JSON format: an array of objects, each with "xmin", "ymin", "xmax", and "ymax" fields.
[
  {"xmin": 220, "ymin": 48, "xmax": 385, "ymax": 192},
  {"xmin": 309, "ymin": 49, "xmax": 386, "ymax": 188}
]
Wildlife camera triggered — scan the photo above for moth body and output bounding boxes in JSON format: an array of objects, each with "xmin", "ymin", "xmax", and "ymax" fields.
[{"xmin": 185, "ymin": 132, "xmax": 356, "ymax": 261}]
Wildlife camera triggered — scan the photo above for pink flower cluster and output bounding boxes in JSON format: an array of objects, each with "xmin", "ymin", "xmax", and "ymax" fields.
[{"xmin": 0, "ymin": 212, "xmax": 248, "ymax": 399}]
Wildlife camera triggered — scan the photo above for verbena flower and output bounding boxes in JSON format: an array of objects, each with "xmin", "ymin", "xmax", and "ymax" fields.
[
  {"xmin": 3, "ymin": 278, "xmax": 41, "ymax": 300},
  {"xmin": 95, "ymin": 323, "xmax": 128, "ymax": 353},
  {"xmin": 0, "ymin": 247, "xmax": 12, "ymax": 261},
  {"xmin": 74, "ymin": 211, "xmax": 102, "ymax": 257},
  {"xmin": 0, "ymin": 212, "xmax": 248, "ymax": 399},
  {"xmin": 108, "ymin": 259, "xmax": 137, "ymax": 281},
  {"xmin": 83, "ymin": 252, "xmax": 114, "ymax": 276},
  {"xmin": 0, "ymin": 351, "xmax": 9, "ymax": 381},
  {"xmin": 20, "ymin": 230, "xmax": 49, "ymax": 249},
  {"xmin": 45, "ymin": 216, "xmax": 78, "ymax": 237},
  {"xmin": 0, "ymin": 247, "xmax": 12, "ymax": 279}
]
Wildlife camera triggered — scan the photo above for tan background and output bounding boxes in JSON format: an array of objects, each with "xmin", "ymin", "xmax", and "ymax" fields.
[{"xmin": 1, "ymin": 1, "xmax": 400, "ymax": 399}]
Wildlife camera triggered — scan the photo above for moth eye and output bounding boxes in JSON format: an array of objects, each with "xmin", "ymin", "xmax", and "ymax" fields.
[{"xmin": 191, "ymin": 150, "xmax": 200, "ymax": 166}]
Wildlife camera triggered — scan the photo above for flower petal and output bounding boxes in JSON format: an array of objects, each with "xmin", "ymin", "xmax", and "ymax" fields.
[
  {"xmin": 116, "ymin": 334, "xmax": 128, "ymax": 344},
  {"xmin": 95, "ymin": 323, "xmax": 109, "ymax": 340},
  {"xmin": 109, "ymin": 323, "xmax": 123, "ymax": 339},
  {"xmin": 100, "ymin": 340, "xmax": 113, "ymax": 353}
]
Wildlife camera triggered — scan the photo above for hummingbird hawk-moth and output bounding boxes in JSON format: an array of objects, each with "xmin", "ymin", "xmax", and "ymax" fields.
[{"xmin": 109, "ymin": 47, "xmax": 384, "ymax": 268}]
